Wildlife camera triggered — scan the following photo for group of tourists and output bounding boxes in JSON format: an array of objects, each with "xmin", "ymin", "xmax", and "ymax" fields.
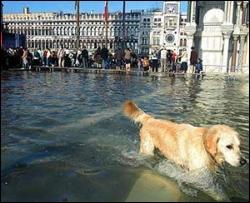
[
  {"xmin": 1, "ymin": 45, "xmax": 202, "ymax": 74},
  {"xmin": 150, "ymin": 46, "xmax": 202, "ymax": 74}
]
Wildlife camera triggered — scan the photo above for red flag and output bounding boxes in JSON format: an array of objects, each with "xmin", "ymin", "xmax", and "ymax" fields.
[{"xmin": 104, "ymin": 1, "xmax": 108, "ymax": 22}]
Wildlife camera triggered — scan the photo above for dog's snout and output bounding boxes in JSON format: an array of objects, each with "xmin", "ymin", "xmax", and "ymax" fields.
[{"xmin": 240, "ymin": 157, "xmax": 247, "ymax": 166}]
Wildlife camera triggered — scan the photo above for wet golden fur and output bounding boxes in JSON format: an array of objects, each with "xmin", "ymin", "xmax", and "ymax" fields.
[{"xmin": 123, "ymin": 100, "xmax": 242, "ymax": 171}]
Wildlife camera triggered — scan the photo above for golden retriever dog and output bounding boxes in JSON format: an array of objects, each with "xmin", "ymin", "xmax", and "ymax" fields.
[{"xmin": 123, "ymin": 100, "xmax": 246, "ymax": 171}]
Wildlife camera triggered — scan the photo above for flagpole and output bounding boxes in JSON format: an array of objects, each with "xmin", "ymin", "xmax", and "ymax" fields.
[
  {"xmin": 1, "ymin": 2, "xmax": 3, "ymax": 49},
  {"xmin": 105, "ymin": 21, "xmax": 108, "ymax": 48},
  {"xmin": 76, "ymin": 1, "xmax": 80, "ymax": 50},
  {"xmin": 105, "ymin": 1, "xmax": 108, "ymax": 48},
  {"xmin": 122, "ymin": 1, "xmax": 125, "ymax": 50}
]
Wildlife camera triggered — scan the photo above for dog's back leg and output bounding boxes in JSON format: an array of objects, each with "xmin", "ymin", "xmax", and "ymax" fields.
[{"xmin": 139, "ymin": 129, "xmax": 155, "ymax": 156}]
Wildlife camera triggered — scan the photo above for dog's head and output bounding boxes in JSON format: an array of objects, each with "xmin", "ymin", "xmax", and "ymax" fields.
[{"xmin": 204, "ymin": 125, "xmax": 246, "ymax": 167}]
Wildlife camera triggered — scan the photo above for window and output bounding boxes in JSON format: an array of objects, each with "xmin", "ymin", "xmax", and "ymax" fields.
[
  {"xmin": 180, "ymin": 39, "xmax": 183, "ymax": 46},
  {"xmin": 169, "ymin": 19, "xmax": 173, "ymax": 26},
  {"xmin": 153, "ymin": 36, "xmax": 160, "ymax": 45},
  {"xmin": 184, "ymin": 39, "xmax": 187, "ymax": 46}
]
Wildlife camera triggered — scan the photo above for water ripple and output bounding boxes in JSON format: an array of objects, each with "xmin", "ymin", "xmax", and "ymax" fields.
[{"xmin": 1, "ymin": 71, "xmax": 249, "ymax": 202}]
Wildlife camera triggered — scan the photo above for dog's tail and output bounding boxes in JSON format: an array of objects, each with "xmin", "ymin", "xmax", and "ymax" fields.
[{"xmin": 123, "ymin": 100, "xmax": 152, "ymax": 124}]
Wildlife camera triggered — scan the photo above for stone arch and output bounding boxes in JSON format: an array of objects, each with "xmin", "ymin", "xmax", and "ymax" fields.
[
  {"xmin": 86, "ymin": 26, "xmax": 89, "ymax": 36},
  {"xmin": 86, "ymin": 40, "xmax": 90, "ymax": 49},
  {"xmin": 59, "ymin": 27, "xmax": 62, "ymax": 35},
  {"xmin": 41, "ymin": 40, "xmax": 45, "ymax": 50},
  {"xmin": 54, "ymin": 40, "xmax": 59, "ymax": 49},
  {"xmin": 67, "ymin": 27, "xmax": 71, "ymax": 36},
  {"xmin": 70, "ymin": 27, "xmax": 73, "ymax": 36},
  {"xmin": 90, "ymin": 27, "xmax": 93, "ymax": 36},
  {"xmin": 54, "ymin": 27, "xmax": 57, "ymax": 35},
  {"xmin": 111, "ymin": 27, "xmax": 114, "ymax": 37},
  {"xmin": 203, "ymin": 8, "xmax": 224, "ymax": 24},
  {"xmin": 35, "ymin": 40, "xmax": 39, "ymax": 49},
  {"xmin": 82, "ymin": 27, "xmax": 85, "ymax": 36},
  {"xmin": 46, "ymin": 40, "xmax": 49, "ymax": 49},
  {"xmin": 30, "ymin": 40, "xmax": 34, "ymax": 48},
  {"xmin": 59, "ymin": 40, "xmax": 63, "ymax": 48},
  {"xmin": 80, "ymin": 27, "xmax": 83, "ymax": 36},
  {"xmin": 68, "ymin": 40, "xmax": 71, "ymax": 49},
  {"xmin": 52, "ymin": 40, "xmax": 55, "ymax": 49},
  {"xmin": 53, "ymin": 27, "xmax": 56, "ymax": 35},
  {"xmin": 72, "ymin": 39, "xmax": 76, "ymax": 49},
  {"xmin": 94, "ymin": 40, "xmax": 98, "ymax": 49},
  {"xmin": 114, "ymin": 27, "xmax": 117, "ymax": 36},
  {"xmin": 94, "ymin": 27, "xmax": 97, "ymax": 36},
  {"xmin": 49, "ymin": 40, "xmax": 53, "ymax": 49}
]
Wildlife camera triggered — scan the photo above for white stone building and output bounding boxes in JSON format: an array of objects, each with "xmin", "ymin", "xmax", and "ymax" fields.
[
  {"xmin": 185, "ymin": 1, "xmax": 249, "ymax": 73},
  {"xmin": 3, "ymin": 7, "xmax": 141, "ymax": 54}
]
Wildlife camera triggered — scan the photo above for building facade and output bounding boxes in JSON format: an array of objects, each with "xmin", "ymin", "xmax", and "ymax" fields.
[
  {"xmin": 3, "ymin": 1, "xmax": 187, "ymax": 56},
  {"xmin": 3, "ymin": 7, "xmax": 141, "ymax": 54},
  {"xmin": 185, "ymin": 1, "xmax": 249, "ymax": 73}
]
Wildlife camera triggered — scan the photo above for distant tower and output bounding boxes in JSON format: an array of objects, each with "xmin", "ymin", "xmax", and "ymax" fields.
[
  {"xmin": 163, "ymin": 1, "xmax": 180, "ymax": 14},
  {"xmin": 162, "ymin": 1, "xmax": 181, "ymax": 51}
]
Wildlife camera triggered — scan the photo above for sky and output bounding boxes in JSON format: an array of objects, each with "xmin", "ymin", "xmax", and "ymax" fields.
[{"xmin": 3, "ymin": 1, "xmax": 188, "ymax": 14}]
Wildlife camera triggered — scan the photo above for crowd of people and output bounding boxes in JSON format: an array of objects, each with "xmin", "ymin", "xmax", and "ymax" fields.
[{"xmin": 1, "ymin": 45, "xmax": 202, "ymax": 74}]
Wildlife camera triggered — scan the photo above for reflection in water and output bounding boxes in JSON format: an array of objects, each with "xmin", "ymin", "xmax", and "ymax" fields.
[{"xmin": 1, "ymin": 71, "xmax": 249, "ymax": 202}]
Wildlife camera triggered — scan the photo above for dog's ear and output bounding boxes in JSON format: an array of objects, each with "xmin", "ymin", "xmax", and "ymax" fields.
[{"xmin": 204, "ymin": 128, "xmax": 220, "ymax": 157}]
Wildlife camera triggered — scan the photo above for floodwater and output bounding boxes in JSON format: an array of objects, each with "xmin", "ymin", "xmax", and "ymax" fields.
[{"xmin": 1, "ymin": 71, "xmax": 249, "ymax": 202}]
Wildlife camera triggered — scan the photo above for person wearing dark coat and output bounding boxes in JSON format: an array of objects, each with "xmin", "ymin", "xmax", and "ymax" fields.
[
  {"xmin": 81, "ymin": 46, "xmax": 89, "ymax": 68},
  {"xmin": 114, "ymin": 47, "xmax": 123, "ymax": 70},
  {"xmin": 190, "ymin": 47, "xmax": 198, "ymax": 73},
  {"xmin": 100, "ymin": 46, "xmax": 109, "ymax": 69}
]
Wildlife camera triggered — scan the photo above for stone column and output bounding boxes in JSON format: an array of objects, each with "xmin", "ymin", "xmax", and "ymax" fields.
[
  {"xmin": 222, "ymin": 33, "xmax": 230, "ymax": 73},
  {"xmin": 224, "ymin": 1, "xmax": 229, "ymax": 22},
  {"xmin": 232, "ymin": 2, "xmax": 241, "ymax": 72},
  {"xmin": 242, "ymin": 1, "xmax": 248, "ymax": 25},
  {"xmin": 224, "ymin": 1, "xmax": 234, "ymax": 24},
  {"xmin": 236, "ymin": 1, "xmax": 242, "ymax": 25},
  {"xmin": 245, "ymin": 34, "xmax": 249, "ymax": 69},
  {"xmin": 229, "ymin": 1, "xmax": 234, "ymax": 23},
  {"xmin": 237, "ymin": 34, "xmax": 246, "ymax": 72},
  {"xmin": 185, "ymin": 1, "xmax": 197, "ymax": 70},
  {"xmin": 231, "ymin": 35, "xmax": 238, "ymax": 72},
  {"xmin": 221, "ymin": 24, "xmax": 234, "ymax": 73}
]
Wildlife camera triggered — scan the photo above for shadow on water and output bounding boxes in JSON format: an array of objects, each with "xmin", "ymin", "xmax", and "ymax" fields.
[{"xmin": 1, "ymin": 143, "xmax": 142, "ymax": 202}]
